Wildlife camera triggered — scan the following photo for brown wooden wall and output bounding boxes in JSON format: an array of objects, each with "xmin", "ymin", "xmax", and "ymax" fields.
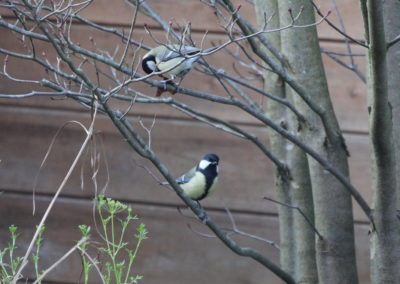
[{"xmin": 0, "ymin": 1, "xmax": 371, "ymax": 283}]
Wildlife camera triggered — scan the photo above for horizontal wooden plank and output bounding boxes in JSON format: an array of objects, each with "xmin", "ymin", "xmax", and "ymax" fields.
[
  {"xmin": 0, "ymin": 24, "xmax": 368, "ymax": 132},
  {"xmin": 0, "ymin": 105, "xmax": 275, "ymax": 212},
  {"xmin": 0, "ymin": 193, "xmax": 371, "ymax": 283},
  {"xmin": 0, "ymin": 105, "xmax": 372, "ymax": 221},
  {"xmin": 0, "ymin": 0, "xmax": 364, "ymax": 40}
]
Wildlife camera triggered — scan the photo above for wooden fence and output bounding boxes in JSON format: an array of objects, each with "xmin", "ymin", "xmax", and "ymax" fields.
[{"xmin": 0, "ymin": 0, "xmax": 371, "ymax": 283}]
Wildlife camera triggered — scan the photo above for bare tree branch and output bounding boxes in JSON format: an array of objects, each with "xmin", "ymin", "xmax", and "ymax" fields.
[
  {"xmin": 311, "ymin": 0, "xmax": 368, "ymax": 48},
  {"xmin": 264, "ymin": 197, "xmax": 322, "ymax": 240},
  {"xmin": 387, "ymin": 34, "xmax": 400, "ymax": 49},
  {"xmin": 9, "ymin": 7, "xmax": 294, "ymax": 280},
  {"xmin": 321, "ymin": 47, "xmax": 366, "ymax": 83}
]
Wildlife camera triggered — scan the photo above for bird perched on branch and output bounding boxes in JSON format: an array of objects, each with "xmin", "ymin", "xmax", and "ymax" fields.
[
  {"xmin": 142, "ymin": 44, "xmax": 215, "ymax": 96},
  {"xmin": 161, "ymin": 153, "xmax": 220, "ymax": 201}
]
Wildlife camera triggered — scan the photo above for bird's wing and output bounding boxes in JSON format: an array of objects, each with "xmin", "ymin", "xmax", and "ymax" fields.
[
  {"xmin": 159, "ymin": 165, "xmax": 197, "ymax": 186},
  {"xmin": 175, "ymin": 166, "xmax": 197, "ymax": 184},
  {"xmin": 162, "ymin": 46, "xmax": 200, "ymax": 62}
]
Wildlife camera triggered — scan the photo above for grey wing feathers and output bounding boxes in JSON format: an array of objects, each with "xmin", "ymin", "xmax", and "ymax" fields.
[
  {"xmin": 162, "ymin": 46, "xmax": 200, "ymax": 62},
  {"xmin": 175, "ymin": 166, "xmax": 197, "ymax": 184},
  {"xmin": 160, "ymin": 165, "xmax": 197, "ymax": 185}
]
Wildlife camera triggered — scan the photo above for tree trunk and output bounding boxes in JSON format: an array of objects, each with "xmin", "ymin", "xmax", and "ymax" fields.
[
  {"xmin": 254, "ymin": 0, "xmax": 295, "ymax": 276},
  {"xmin": 255, "ymin": 1, "xmax": 318, "ymax": 282},
  {"xmin": 277, "ymin": 0, "xmax": 358, "ymax": 282},
  {"xmin": 367, "ymin": 0, "xmax": 400, "ymax": 282},
  {"xmin": 384, "ymin": 0, "xmax": 400, "ymax": 215}
]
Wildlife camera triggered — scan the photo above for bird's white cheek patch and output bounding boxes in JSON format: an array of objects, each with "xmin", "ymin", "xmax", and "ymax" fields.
[
  {"xmin": 146, "ymin": 61, "xmax": 157, "ymax": 71},
  {"xmin": 198, "ymin": 160, "xmax": 211, "ymax": 170}
]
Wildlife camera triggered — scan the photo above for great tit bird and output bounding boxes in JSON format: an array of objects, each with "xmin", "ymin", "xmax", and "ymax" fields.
[
  {"xmin": 161, "ymin": 153, "xmax": 220, "ymax": 201},
  {"xmin": 142, "ymin": 44, "xmax": 202, "ymax": 83}
]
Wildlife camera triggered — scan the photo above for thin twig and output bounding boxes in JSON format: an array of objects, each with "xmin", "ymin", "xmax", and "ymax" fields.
[
  {"xmin": 32, "ymin": 120, "xmax": 90, "ymax": 215},
  {"xmin": 264, "ymin": 196, "xmax": 323, "ymax": 240},
  {"xmin": 224, "ymin": 206, "xmax": 280, "ymax": 249},
  {"xmin": 12, "ymin": 108, "xmax": 97, "ymax": 283},
  {"xmin": 387, "ymin": 34, "xmax": 400, "ymax": 50},
  {"xmin": 32, "ymin": 237, "xmax": 89, "ymax": 284},
  {"xmin": 321, "ymin": 47, "xmax": 366, "ymax": 83},
  {"xmin": 118, "ymin": 0, "xmax": 140, "ymax": 66},
  {"xmin": 138, "ymin": 115, "xmax": 157, "ymax": 149},
  {"xmin": 311, "ymin": 0, "xmax": 368, "ymax": 48},
  {"xmin": 77, "ymin": 247, "xmax": 106, "ymax": 284}
]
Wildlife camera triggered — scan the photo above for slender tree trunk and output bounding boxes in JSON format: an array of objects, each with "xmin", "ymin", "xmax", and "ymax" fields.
[
  {"xmin": 277, "ymin": 1, "xmax": 358, "ymax": 282},
  {"xmin": 285, "ymin": 143, "xmax": 318, "ymax": 283},
  {"xmin": 288, "ymin": 146, "xmax": 317, "ymax": 283},
  {"xmin": 254, "ymin": 0, "xmax": 295, "ymax": 276},
  {"xmin": 384, "ymin": 0, "xmax": 400, "ymax": 214},
  {"xmin": 367, "ymin": 0, "xmax": 400, "ymax": 282},
  {"xmin": 255, "ymin": 1, "xmax": 318, "ymax": 282}
]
